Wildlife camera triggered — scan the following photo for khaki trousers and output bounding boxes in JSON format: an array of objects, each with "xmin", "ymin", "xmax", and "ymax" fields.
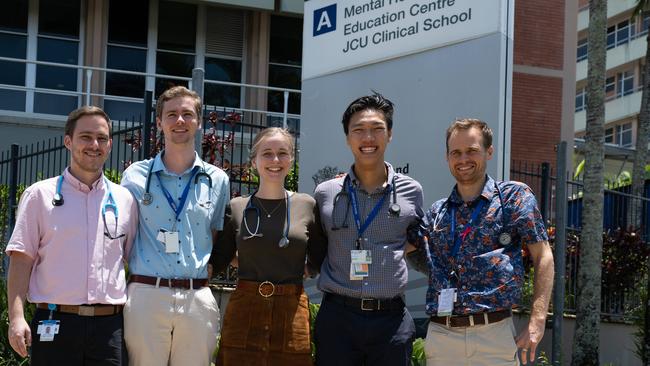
[
  {"xmin": 123, "ymin": 282, "xmax": 220, "ymax": 366},
  {"xmin": 425, "ymin": 317, "xmax": 518, "ymax": 366}
]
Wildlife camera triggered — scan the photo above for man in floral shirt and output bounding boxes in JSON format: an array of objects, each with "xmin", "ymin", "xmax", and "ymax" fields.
[{"xmin": 410, "ymin": 118, "xmax": 554, "ymax": 365}]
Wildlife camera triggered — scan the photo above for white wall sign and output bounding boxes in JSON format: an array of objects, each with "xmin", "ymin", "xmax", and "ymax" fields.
[{"xmin": 303, "ymin": 0, "xmax": 506, "ymax": 80}]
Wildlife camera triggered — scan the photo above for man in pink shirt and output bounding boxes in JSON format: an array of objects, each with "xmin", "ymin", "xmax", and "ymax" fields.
[{"xmin": 6, "ymin": 106, "xmax": 138, "ymax": 366}]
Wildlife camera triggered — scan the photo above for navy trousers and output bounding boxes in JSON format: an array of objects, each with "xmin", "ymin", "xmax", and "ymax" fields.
[
  {"xmin": 29, "ymin": 308, "xmax": 125, "ymax": 366},
  {"xmin": 314, "ymin": 295, "xmax": 415, "ymax": 366}
]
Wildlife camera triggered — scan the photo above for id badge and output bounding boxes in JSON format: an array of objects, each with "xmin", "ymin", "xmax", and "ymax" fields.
[
  {"xmin": 37, "ymin": 320, "xmax": 60, "ymax": 342},
  {"xmin": 351, "ymin": 250, "xmax": 371, "ymax": 264},
  {"xmin": 158, "ymin": 229, "xmax": 180, "ymax": 253},
  {"xmin": 437, "ymin": 288, "xmax": 457, "ymax": 317},
  {"xmin": 349, "ymin": 263, "xmax": 369, "ymax": 280}
]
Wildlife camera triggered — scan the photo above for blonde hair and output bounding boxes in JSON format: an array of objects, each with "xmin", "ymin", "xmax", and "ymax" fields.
[
  {"xmin": 250, "ymin": 127, "xmax": 295, "ymax": 163},
  {"xmin": 156, "ymin": 86, "xmax": 202, "ymax": 119}
]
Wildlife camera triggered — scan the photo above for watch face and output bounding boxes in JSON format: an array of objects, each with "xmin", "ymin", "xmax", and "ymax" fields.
[{"xmin": 498, "ymin": 232, "xmax": 512, "ymax": 246}]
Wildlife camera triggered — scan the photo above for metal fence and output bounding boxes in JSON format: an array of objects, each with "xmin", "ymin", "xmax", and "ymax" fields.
[
  {"xmin": 511, "ymin": 159, "xmax": 650, "ymax": 319},
  {"xmin": 0, "ymin": 92, "xmax": 304, "ymax": 253}
]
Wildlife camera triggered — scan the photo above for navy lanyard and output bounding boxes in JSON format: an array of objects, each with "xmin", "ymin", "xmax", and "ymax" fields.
[
  {"xmin": 155, "ymin": 166, "xmax": 199, "ymax": 222},
  {"xmin": 347, "ymin": 179, "xmax": 389, "ymax": 247},
  {"xmin": 449, "ymin": 199, "xmax": 486, "ymax": 258}
]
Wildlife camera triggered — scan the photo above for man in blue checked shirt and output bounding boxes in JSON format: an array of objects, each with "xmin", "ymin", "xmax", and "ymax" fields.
[
  {"xmin": 313, "ymin": 93, "xmax": 424, "ymax": 366},
  {"xmin": 408, "ymin": 118, "xmax": 554, "ymax": 365}
]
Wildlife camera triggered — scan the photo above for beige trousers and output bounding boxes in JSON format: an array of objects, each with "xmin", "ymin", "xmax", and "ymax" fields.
[
  {"xmin": 123, "ymin": 282, "xmax": 220, "ymax": 366},
  {"xmin": 425, "ymin": 317, "xmax": 518, "ymax": 366}
]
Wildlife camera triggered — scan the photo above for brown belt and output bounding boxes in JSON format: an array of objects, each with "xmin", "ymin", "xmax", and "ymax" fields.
[
  {"xmin": 36, "ymin": 303, "xmax": 123, "ymax": 317},
  {"xmin": 129, "ymin": 274, "xmax": 209, "ymax": 290},
  {"xmin": 430, "ymin": 309, "xmax": 512, "ymax": 328},
  {"xmin": 236, "ymin": 280, "xmax": 303, "ymax": 297}
]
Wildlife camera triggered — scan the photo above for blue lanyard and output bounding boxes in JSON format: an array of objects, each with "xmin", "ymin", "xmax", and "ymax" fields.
[
  {"xmin": 347, "ymin": 178, "xmax": 389, "ymax": 243},
  {"xmin": 155, "ymin": 166, "xmax": 199, "ymax": 222},
  {"xmin": 449, "ymin": 199, "xmax": 486, "ymax": 258}
]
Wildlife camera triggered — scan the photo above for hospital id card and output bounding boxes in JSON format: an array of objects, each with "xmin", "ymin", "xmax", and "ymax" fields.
[
  {"xmin": 157, "ymin": 229, "xmax": 180, "ymax": 253},
  {"xmin": 37, "ymin": 320, "xmax": 60, "ymax": 342},
  {"xmin": 437, "ymin": 288, "xmax": 457, "ymax": 317}
]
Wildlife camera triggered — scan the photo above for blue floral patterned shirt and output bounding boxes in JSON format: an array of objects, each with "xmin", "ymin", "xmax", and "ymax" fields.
[{"xmin": 418, "ymin": 176, "xmax": 548, "ymax": 315}]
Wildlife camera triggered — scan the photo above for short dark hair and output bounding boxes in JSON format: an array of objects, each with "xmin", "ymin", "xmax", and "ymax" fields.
[
  {"xmin": 156, "ymin": 86, "xmax": 202, "ymax": 120},
  {"xmin": 445, "ymin": 118, "xmax": 493, "ymax": 153},
  {"xmin": 65, "ymin": 106, "xmax": 111, "ymax": 137},
  {"xmin": 341, "ymin": 92, "xmax": 394, "ymax": 135}
]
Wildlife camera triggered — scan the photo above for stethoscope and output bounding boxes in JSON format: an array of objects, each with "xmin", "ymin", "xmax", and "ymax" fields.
[
  {"xmin": 432, "ymin": 180, "xmax": 511, "ymax": 246},
  {"xmin": 141, "ymin": 155, "xmax": 213, "ymax": 208},
  {"xmin": 242, "ymin": 190, "xmax": 291, "ymax": 248},
  {"xmin": 331, "ymin": 174, "xmax": 400, "ymax": 231},
  {"xmin": 52, "ymin": 174, "xmax": 124, "ymax": 240}
]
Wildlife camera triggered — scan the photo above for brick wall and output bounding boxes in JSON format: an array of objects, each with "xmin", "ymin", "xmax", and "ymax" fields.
[
  {"xmin": 511, "ymin": 0, "xmax": 567, "ymax": 167},
  {"xmin": 511, "ymin": 73, "xmax": 563, "ymax": 165}
]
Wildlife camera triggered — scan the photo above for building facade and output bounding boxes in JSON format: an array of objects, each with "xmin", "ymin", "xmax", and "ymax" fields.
[
  {"xmin": 574, "ymin": 0, "xmax": 648, "ymax": 175},
  {"xmin": 0, "ymin": 0, "xmax": 576, "ymax": 171}
]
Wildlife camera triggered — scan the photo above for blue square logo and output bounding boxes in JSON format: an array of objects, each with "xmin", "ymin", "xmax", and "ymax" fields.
[{"xmin": 313, "ymin": 4, "xmax": 336, "ymax": 36}]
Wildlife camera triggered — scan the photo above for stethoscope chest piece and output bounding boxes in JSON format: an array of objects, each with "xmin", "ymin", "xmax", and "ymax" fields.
[
  {"xmin": 389, "ymin": 203, "xmax": 401, "ymax": 216},
  {"xmin": 278, "ymin": 236, "xmax": 290, "ymax": 248},
  {"xmin": 498, "ymin": 232, "xmax": 512, "ymax": 246},
  {"xmin": 52, "ymin": 193, "xmax": 64, "ymax": 207}
]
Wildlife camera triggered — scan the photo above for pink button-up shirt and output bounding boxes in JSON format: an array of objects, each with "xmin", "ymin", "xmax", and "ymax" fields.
[{"xmin": 6, "ymin": 168, "xmax": 138, "ymax": 305}]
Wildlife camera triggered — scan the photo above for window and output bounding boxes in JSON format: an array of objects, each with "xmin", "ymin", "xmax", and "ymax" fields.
[
  {"xmin": 0, "ymin": 0, "xmax": 28, "ymax": 111},
  {"xmin": 605, "ymin": 123, "xmax": 633, "ymax": 147},
  {"xmin": 35, "ymin": 0, "xmax": 81, "ymax": 115},
  {"xmin": 605, "ymin": 76, "xmax": 615, "ymax": 96},
  {"xmin": 577, "ymin": 38, "xmax": 588, "ymax": 62},
  {"xmin": 607, "ymin": 20, "xmax": 634, "ymax": 49},
  {"xmin": 105, "ymin": 0, "xmax": 149, "ymax": 120},
  {"xmin": 575, "ymin": 88, "xmax": 586, "ymax": 112},
  {"xmin": 204, "ymin": 7, "xmax": 244, "ymax": 109},
  {"xmin": 155, "ymin": 1, "xmax": 196, "ymax": 97},
  {"xmin": 617, "ymin": 71, "xmax": 634, "ymax": 97},
  {"xmin": 268, "ymin": 16, "xmax": 302, "ymax": 117}
]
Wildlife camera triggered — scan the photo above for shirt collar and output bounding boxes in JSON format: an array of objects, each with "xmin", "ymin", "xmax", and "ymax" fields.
[
  {"xmin": 152, "ymin": 150, "xmax": 202, "ymax": 176},
  {"xmin": 448, "ymin": 175, "xmax": 495, "ymax": 206},
  {"xmin": 346, "ymin": 162, "xmax": 395, "ymax": 194},
  {"xmin": 63, "ymin": 167, "xmax": 105, "ymax": 193}
]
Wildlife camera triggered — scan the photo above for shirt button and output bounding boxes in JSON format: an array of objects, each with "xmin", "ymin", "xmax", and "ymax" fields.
[
  {"xmin": 264, "ymin": 325, "xmax": 269, "ymax": 331},
  {"xmin": 458, "ymin": 265, "xmax": 462, "ymax": 269},
  {"xmin": 462, "ymin": 286, "xmax": 467, "ymax": 290},
  {"xmin": 462, "ymin": 302, "xmax": 467, "ymax": 306}
]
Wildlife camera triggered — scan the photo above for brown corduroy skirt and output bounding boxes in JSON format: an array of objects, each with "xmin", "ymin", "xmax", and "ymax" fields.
[{"xmin": 216, "ymin": 280, "xmax": 313, "ymax": 366}]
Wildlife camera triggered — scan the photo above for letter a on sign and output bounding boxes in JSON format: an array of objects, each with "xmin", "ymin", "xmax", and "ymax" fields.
[{"xmin": 313, "ymin": 4, "xmax": 336, "ymax": 36}]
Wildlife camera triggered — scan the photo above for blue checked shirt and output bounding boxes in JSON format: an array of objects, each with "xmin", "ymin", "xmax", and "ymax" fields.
[{"xmin": 314, "ymin": 162, "xmax": 423, "ymax": 299}]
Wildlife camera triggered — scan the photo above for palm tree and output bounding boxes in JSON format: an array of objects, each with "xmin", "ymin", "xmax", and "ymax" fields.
[{"xmin": 571, "ymin": 0, "xmax": 607, "ymax": 365}]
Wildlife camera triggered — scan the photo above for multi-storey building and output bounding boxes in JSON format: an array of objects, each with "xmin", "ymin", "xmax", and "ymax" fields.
[{"xmin": 575, "ymin": 0, "xmax": 649, "ymax": 175}]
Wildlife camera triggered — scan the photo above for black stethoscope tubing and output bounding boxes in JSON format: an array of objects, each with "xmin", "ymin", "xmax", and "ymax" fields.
[
  {"xmin": 141, "ymin": 158, "xmax": 212, "ymax": 206},
  {"xmin": 331, "ymin": 174, "xmax": 400, "ymax": 231},
  {"xmin": 432, "ymin": 180, "xmax": 510, "ymax": 246}
]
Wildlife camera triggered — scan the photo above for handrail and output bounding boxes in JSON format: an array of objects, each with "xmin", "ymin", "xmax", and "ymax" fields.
[{"xmin": 0, "ymin": 56, "xmax": 301, "ymax": 94}]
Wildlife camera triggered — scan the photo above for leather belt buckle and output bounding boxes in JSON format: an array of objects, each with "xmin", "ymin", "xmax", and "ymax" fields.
[
  {"xmin": 78, "ymin": 306, "xmax": 95, "ymax": 317},
  {"xmin": 361, "ymin": 298, "xmax": 378, "ymax": 311},
  {"xmin": 258, "ymin": 281, "xmax": 275, "ymax": 298}
]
